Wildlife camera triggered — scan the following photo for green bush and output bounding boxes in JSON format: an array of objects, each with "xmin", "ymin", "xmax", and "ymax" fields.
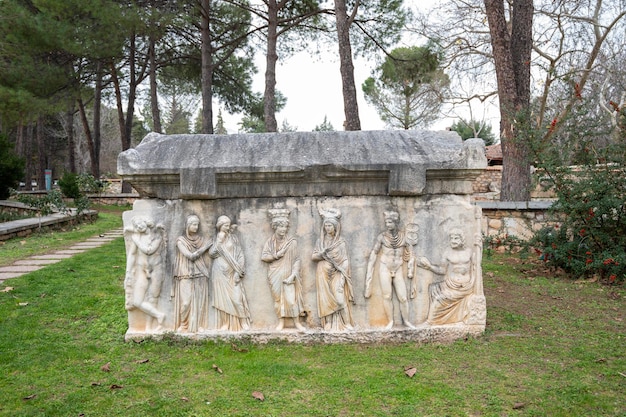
[
  {"xmin": 58, "ymin": 172, "xmax": 81, "ymax": 199},
  {"xmin": 531, "ymin": 152, "xmax": 626, "ymax": 283},
  {"xmin": 76, "ymin": 172, "xmax": 106, "ymax": 194},
  {"xmin": 57, "ymin": 172, "xmax": 99, "ymax": 215}
]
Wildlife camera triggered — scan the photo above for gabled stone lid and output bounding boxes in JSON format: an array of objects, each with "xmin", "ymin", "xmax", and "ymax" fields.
[{"xmin": 118, "ymin": 130, "xmax": 486, "ymax": 199}]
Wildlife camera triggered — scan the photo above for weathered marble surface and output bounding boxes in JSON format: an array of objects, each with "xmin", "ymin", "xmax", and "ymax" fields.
[{"xmin": 118, "ymin": 130, "xmax": 487, "ymax": 343}]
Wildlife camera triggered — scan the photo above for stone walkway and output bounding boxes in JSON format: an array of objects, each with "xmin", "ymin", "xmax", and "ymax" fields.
[{"xmin": 0, "ymin": 229, "xmax": 123, "ymax": 283}]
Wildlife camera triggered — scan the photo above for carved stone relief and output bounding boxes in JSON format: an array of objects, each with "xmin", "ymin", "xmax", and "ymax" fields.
[
  {"xmin": 312, "ymin": 208, "xmax": 355, "ymax": 331},
  {"xmin": 261, "ymin": 208, "xmax": 305, "ymax": 331},
  {"xmin": 124, "ymin": 216, "xmax": 166, "ymax": 333},
  {"xmin": 122, "ymin": 199, "xmax": 487, "ymax": 340},
  {"xmin": 209, "ymin": 215, "xmax": 251, "ymax": 331},
  {"xmin": 418, "ymin": 228, "xmax": 483, "ymax": 325},
  {"xmin": 172, "ymin": 215, "xmax": 211, "ymax": 333},
  {"xmin": 365, "ymin": 211, "xmax": 416, "ymax": 329}
]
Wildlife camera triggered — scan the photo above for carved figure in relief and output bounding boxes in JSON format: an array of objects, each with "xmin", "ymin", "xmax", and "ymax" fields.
[
  {"xmin": 312, "ymin": 208, "xmax": 355, "ymax": 331},
  {"xmin": 124, "ymin": 216, "xmax": 166, "ymax": 331},
  {"xmin": 418, "ymin": 228, "xmax": 482, "ymax": 325},
  {"xmin": 261, "ymin": 209, "xmax": 305, "ymax": 331},
  {"xmin": 172, "ymin": 215, "xmax": 211, "ymax": 333},
  {"xmin": 365, "ymin": 211, "xmax": 416, "ymax": 329},
  {"xmin": 209, "ymin": 215, "xmax": 251, "ymax": 331}
]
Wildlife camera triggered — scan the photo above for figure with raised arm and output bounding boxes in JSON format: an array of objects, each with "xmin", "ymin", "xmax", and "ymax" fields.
[{"xmin": 418, "ymin": 228, "xmax": 482, "ymax": 325}]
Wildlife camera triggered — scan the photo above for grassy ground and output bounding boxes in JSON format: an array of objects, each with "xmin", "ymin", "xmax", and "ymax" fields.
[{"xmin": 0, "ymin": 219, "xmax": 624, "ymax": 416}]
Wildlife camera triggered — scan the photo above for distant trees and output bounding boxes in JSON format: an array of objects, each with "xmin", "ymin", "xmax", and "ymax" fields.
[
  {"xmin": 313, "ymin": 116, "xmax": 335, "ymax": 132},
  {"xmin": 362, "ymin": 44, "xmax": 448, "ymax": 130},
  {"xmin": 449, "ymin": 119, "xmax": 496, "ymax": 146}
]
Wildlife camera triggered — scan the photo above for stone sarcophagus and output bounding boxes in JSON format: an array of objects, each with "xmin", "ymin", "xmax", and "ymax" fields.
[{"xmin": 118, "ymin": 130, "xmax": 487, "ymax": 343}]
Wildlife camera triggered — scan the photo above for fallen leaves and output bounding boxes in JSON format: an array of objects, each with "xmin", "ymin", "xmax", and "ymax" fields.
[
  {"xmin": 0, "ymin": 286, "xmax": 13, "ymax": 293},
  {"xmin": 22, "ymin": 394, "xmax": 36, "ymax": 401},
  {"xmin": 101, "ymin": 362, "xmax": 111, "ymax": 372},
  {"xmin": 109, "ymin": 384, "xmax": 123, "ymax": 390},
  {"xmin": 135, "ymin": 358, "xmax": 149, "ymax": 364},
  {"xmin": 212, "ymin": 364, "xmax": 223, "ymax": 374},
  {"xmin": 404, "ymin": 366, "xmax": 417, "ymax": 378},
  {"xmin": 512, "ymin": 402, "xmax": 526, "ymax": 410},
  {"xmin": 231, "ymin": 343, "xmax": 249, "ymax": 353},
  {"xmin": 252, "ymin": 391, "xmax": 265, "ymax": 401}
]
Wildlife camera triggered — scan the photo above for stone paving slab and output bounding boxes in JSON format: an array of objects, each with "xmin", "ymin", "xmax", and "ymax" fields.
[
  {"xmin": 71, "ymin": 243, "xmax": 106, "ymax": 248},
  {"xmin": 53, "ymin": 250, "xmax": 87, "ymax": 255},
  {"xmin": 0, "ymin": 265, "xmax": 44, "ymax": 273},
  {"xmin": 14, "ymin": 259, "xmax": 62, "ymax": 266},
  {"xmin": 31, "ymin": 254, "xmax": 73, "ymax": 260},
  {"xmin": 0, "ymin": 272, "xmax": 23, "ymax": 280}
]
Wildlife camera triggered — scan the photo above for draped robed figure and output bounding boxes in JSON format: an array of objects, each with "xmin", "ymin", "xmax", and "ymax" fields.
[
  {"xmin": 173, "ymin": 215, "xmax": 210, "ymax": 333},
  {"xmin": 261, "ymin": 208, "xmax": 305, "ymax": 331},
  {"xmin": 312, "ymin": 209, "xmax": 354, "ymax": 331},
  {"xmin": 209, "ymin": 215, "xmax": 251, "ymax": 331}
]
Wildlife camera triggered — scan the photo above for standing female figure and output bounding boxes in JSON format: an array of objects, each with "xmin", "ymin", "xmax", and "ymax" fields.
[
  {"xmin": 312, "ymin": 208, "xmax": 354, "ymax": 331},
  {"xmin": 261, "ymin": 209, "xmax": 305, "ymax": 331},
  {"xmin": 209, "ymin": 215, "xmax": 251, "ymax": 331},
  {"xmin": 172, "ymin": 215, "xmax": 211, "ymax": 333}
]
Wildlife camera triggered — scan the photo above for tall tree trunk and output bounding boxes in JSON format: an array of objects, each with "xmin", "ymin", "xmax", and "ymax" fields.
[
  {"xmin": 110, "ymin": 59, "xmax": 133, "ymax": 193},
  {"xmin": 66, "ymin": 98, "xmax": 76, "ymax": 173},
  {"xmin": 23, "ymin": 122, "xmax": 34, "ymax": 189},
  {"xmin": 335, "ymin": 0, "xmax": 361, "ymax": 131},
  {"xmin": 484, "ymin": 0, "xmax": 533, "ymax": 201},
  {"xmin": 200, "ymin": 0, "xmax": 214, "ymax": 134},
  {"xmin": 149, "ymin": 35, "xmax": 162, "ymax": 133},
  {"xmin": 92, "ymin": 60, "xmax": 102, "ymax": 178},
  {"xmin": 36, "ymin": 116, "xmax": 45, "ymax": 191},
  {"xmin": 124, "ymin": 36, "xmax": 138, "ymax": 150},
  {"xmin": 264, "ymin": 0, "xmax": 279, "ymax": 132},
  {"xmin": 110, "ymin": 61, "xmax": 127, "ymax": 149},
  {"xmin": 77, "ymin": 97, "xmax": 97, "ymax": 177}
]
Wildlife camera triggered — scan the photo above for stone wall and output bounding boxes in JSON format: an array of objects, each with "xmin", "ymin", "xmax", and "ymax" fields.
[
  {"xmin": 477, "ymin": 201, "xmax": 555, "ymax": 243},
  {"xmin": 473, "ymin": 166, "xmax": 502, "ymax": 194},
  {"xmin": 0, "ymin": 201, "xmax": 39, "ymax": 217}
]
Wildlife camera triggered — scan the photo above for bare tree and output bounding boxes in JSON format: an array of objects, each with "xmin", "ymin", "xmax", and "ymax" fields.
[{"xmin": 412, "ymin": 0, "xmax": 626, "ymax": 200}]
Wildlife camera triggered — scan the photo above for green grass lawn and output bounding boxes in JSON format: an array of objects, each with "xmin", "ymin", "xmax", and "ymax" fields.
[{"xmin": 0, "ymin": 228, "xmax": 624, "ymax": 416}]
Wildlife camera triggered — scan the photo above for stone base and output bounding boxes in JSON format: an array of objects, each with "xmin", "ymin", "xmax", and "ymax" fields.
[{"xmin": 125, "ymin": 324, "xmax": 485, "ymax": 345}]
